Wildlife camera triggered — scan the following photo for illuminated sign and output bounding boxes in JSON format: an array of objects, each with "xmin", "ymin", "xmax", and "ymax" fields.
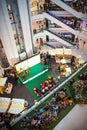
[{"xmin": 15, "ymin": 53, "xmax": 40, "ymax": 73}]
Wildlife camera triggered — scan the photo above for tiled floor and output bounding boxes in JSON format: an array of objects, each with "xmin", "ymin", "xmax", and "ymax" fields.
[{"xmin": 53, "ymin": 104, "xmax": 87, "ymax": 130}]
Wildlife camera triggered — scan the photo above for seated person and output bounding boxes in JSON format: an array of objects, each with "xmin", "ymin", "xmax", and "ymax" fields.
[
  {"xmin": 48, "ymin": 84, "xmax": 52, "ymax": 88},
  {"xmin": 45, "ymin": 86, "xmax": 49, "ymax": 91},
  {"xmin": 45, "ymin": 80, "xmax": 49, "ymax": 85},
  {"xmin": 41, "ymin": 88, "xmax": 45, "ymax": 94},
  {"xmin": 33, "ymin": 88, "xmax": 43, "ymax": 97},
  {"xmin": 41, "ymin": 83, "xmax": 45, "ymax": 89}
]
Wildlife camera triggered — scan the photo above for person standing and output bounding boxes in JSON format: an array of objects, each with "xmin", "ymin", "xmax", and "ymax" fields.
[{"xmin": 83, "ymin": 41, "xmax": 86, "ymax": 47}]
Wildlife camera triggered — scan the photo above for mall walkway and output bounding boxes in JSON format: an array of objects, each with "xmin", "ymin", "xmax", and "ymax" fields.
[
  {"xmin": 40, "ymin": 39, "xmax": 87, "ymax": 62},
  {"xmin": 53, "ymin": 104, "xmax": 87, "ymax": 130},
  {"xmin": 73, "ymin": 39, "xmax": 87, "ymax": 62}
]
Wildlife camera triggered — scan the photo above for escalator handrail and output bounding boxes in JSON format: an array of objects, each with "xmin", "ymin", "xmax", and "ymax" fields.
[
  {"xmin": 46, "ymin": 29, "xmax": 76, "ymax": 46},
  {"xmin": 46, "ymin": 11, "xmax": 75, "ymax": 29}
]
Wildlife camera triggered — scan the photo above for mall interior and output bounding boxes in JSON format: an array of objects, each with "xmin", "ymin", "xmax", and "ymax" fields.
[{"xmin": 0, "ymin": 0, "xmax": 87, "ymax": 130}]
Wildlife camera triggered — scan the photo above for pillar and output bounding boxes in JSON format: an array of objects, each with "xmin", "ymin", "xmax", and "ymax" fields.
[
  {"xmin": 0, "ymin": 0, "xmax": 19, "ymax": 66},
  {"xmin": 17, "ymin": 0, "xmax": 33, "ymax": 57}
]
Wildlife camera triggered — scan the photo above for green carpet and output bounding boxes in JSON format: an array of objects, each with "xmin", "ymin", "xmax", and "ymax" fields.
[
  {"xmin": 19, "ymin": 63, "xmax": 48, "ymax": 82},
  {"xmin": 25, "ymin": 71, "xmax": 57, "ymax": 100}
]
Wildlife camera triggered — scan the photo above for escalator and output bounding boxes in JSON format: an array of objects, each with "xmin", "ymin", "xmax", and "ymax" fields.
[
  {"xmin": 43, "ymin": 11, "xmax": 77, "ymax": 35},
  {"xmin": 44, "ymin": 29, "xmax": 75, "ymax": 47},
  {"xmin": 49, "ymin": 29, "xmax": 75, "ymax": 43},
  {"xmin": 51, "ymin": 0, "xmax": 87, "ymax": 20},
  {"xmin": 43, "ymin": 11, "xmax": 87, "ymax": 41}
]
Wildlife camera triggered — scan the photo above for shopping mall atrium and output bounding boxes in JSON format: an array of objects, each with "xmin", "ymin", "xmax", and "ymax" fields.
[{"xmin": 0, "ymin": 0, "xmax": 87, "ymax": 130}]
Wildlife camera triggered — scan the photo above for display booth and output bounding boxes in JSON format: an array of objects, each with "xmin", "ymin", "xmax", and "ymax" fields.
[
  {"xmin": 15, "ymin": 53, "xmax": 48, "ymax": 84},
  {"xmin": 55, "ymin": 49, "xmax": 64, "ymax": 58},
  {"xmin": 63, "ymin": 49, "xmax": 72, "ymax": 59},
  {"xmin": 0, "ymin": 77, "xmax": 7, "ymax": 94},
  {"xmin": 55, "ymin": 49, "xmax": 72, "ymax": 63},
  {"xmin": 15, "ymin": 53, "xmax": 41, "ymax": 74}
]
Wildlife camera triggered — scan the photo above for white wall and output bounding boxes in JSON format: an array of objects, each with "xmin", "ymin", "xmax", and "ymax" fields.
[{"xmin": 17, "ymin": 0, "xmax": 33, "ymax": 57}]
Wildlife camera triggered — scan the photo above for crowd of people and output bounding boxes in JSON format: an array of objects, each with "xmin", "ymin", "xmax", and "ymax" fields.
[
  {"xmin": 0, "ymin": 113, "xmax": 13, "ymax": 130},
  {"xmin": 67, "ymin": 69, "xmax": 87, "ymax": 102},
  {"xmin": 20, "ymin": 88, "xmax": 73, "ymax": 130}
]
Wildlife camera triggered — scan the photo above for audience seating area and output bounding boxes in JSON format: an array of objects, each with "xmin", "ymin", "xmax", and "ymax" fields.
[
  {"xmin": 33, "ymin": 76, "xmax": 58, "ymax": 97},
  {"xmin": 68, "ymin": 69, "xmax": 87, "ymax": 102}
]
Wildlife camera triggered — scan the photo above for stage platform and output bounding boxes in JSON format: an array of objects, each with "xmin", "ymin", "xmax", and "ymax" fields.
[{"xmin": 18, "ymin": 63, "xmax": 49, "ymax": 84}]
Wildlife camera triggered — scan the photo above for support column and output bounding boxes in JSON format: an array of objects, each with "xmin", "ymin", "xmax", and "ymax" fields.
[
  {"xmin": 17, "ymin": 0, "xmax": 33, "ymax": 57},
  {"xmin": 0, "ymin": 0, "xmax": 19, "ymax": 66}
]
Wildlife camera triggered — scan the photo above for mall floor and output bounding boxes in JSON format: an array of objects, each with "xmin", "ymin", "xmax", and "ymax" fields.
[{"xmin": 54, "ymin": 104, "xmax": 87, "ymax": 130}]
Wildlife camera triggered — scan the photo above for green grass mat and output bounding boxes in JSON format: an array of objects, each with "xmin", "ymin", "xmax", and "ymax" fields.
[
  {"xmin": 19, "ymin": 63, "xmax": 48, "ymax": 82},
  {"xmin": 25, "ymin": 71, "xmax": 58, "ymax": 100}
]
